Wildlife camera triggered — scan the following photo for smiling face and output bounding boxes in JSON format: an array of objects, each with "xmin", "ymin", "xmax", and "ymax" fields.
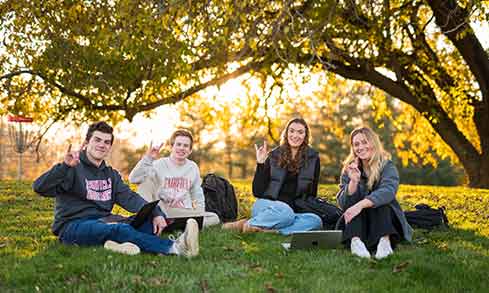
[
  {"xmin": 286, "ymin": 122, "xmax": 307, "ymax": 149},
  {"xmin": 85, "ymin": 131, "xmax": 113, "ymax": 165},
  {"xmin": 170, "ymin": 135, "xmax": 192, "ymax": 162},
  {"xmin": 352, "ymin": 132, "xmax": 374, "ymax": 162}
]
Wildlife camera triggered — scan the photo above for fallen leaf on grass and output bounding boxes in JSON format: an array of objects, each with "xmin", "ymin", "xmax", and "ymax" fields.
[
  {"xmin": 66, "ymin": 276, "xmax": 81, "ymax": 285},
  {"xmin": 222, "ymin": 255, "xmax": 235, "ymax": 260},
  {"xmin": 241, "ymin": 241, "xmax": 259, "ymax": 253},
  {"xmin": 132, "ymin": 275, "xmax": 143, "ymax": 285},
  {"xmin": 145, "ymin": 260, "xmax": 158, "ymax": 268},
  {"xmin": 264, "ymin": 282, "xmax": 277, "ymax": 293},
  {"xmin": 249, "ymin": 264, "xmax": 264, "ymax": 273},
  {"xmin": 414, "ymin": 236, "xmax": 429, "ymax": 245},
  {"xmin": 0, "ymin": 243, "xmax": 6, "ymax": 248},
  {"xmin": 148, "ymin": 277, "xmax": 169, "ymax": 286},
  {"xmin": 275, "ymin": 272, "xmax": 284, "ymax": 279},
  {"xmin": 200, "ymin": 279, "xmax": 209, "ymax": 293},
  {"xmin": 393, "ymin": 261, "xmax": 411, "ymax": 273},
  {"xmin": 368, "ymin": 259, "xmax": 379, "ymax": 269}
]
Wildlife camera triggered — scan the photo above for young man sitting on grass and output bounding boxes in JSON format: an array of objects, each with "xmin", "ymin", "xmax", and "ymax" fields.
[
  {"xmin": 129, "ymin": 129, "xmax": 220, "ymax": 227},
  {"xmin": 32, "ymin": 121, "xmax": 199, "ymax": 257}
]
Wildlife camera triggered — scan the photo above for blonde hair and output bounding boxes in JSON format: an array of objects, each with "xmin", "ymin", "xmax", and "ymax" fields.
[{"xmin": 342, "ymin": 126, "xmax": 391, "ymax": 190}]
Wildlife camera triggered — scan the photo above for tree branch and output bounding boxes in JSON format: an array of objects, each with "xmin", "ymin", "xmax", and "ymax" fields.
[
  {"xmin": 1, "ymin": 69, "xmax": 94, "ymax": 106},
  {"xmin": 427, "ymin": 0, "xmax": 489, "ymax": 101},
  {"xmin": 295, "ymin": 53, "xmax": 481, "ymax": 168}
]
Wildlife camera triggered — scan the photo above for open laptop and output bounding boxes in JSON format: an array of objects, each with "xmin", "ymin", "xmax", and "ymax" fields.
[
  {"xmin": 282, "ymin": 230, "xmax": 343, "ymax": 250},
  {"xmin": 129, "ymin": 200, "xmax": 161, "ymax": 228},
  {"xmin": 102, "ymin": 201, "xmax": 204, "ymax": 231},
  {"xmin": 102, "ymin": 200, "xmax": 160, "ymax": 228}
]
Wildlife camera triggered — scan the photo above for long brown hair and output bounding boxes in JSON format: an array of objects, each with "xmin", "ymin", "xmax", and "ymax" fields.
[
  {"xmin": 342, "ymin": 126, "xmax": 391, "ymax": 190},
  {"xmin": 278, "ymin": 118, "xmax": 310, "ymax": 174}
]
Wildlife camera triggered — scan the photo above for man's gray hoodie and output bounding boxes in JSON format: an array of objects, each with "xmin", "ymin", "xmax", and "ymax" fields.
[{"xmin": 33, "ymin": 151, "xmax": 165, "ymax": 236}]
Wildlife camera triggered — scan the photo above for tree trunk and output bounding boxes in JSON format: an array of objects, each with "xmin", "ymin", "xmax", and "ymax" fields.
[
  {"xmin": 225, "ymin": 143, "xmax": 233, "ymax": 179},
  {"xmin": 240, "ymin": 162, "xmax": 247, "ymax": 179},
  {"xmin": 427, "ymin": 0, "xmax": 489, "ymax": 189},
  {"xmin": 0, "ymin": 118, "xmax": 3, "ymax": 180},
  {"xmin": 464, "ymin": 155, "xmax": 489, "ymax": 188}
]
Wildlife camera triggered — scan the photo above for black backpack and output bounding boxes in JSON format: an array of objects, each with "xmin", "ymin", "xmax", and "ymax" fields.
[
  {"xmin": 201, "ymin": 173, "xmax": 238, "ymax": 223},
  {"xmin": 404, "ymin": 204, "xmax": 449, "ymax": 230},
  {"xmin": 293, "ymin": 196, "xmax": 343, "ymax": 229}
]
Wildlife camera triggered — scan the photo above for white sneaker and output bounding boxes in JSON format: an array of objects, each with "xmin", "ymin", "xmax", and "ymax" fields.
[
  {"xmin": 351, "ymin": 238, "xmax": 371, "ymax": 259},
  {"xmin": 104, "ymin": 240, "xmax": 140, "ymax": 255},
  {"xmin": 173, "ymin": 218, "xmax": 199, "ymax": 257},
  {"xmin": 375, "ymin": 237, "xmax": 393, "ymax": 259}
]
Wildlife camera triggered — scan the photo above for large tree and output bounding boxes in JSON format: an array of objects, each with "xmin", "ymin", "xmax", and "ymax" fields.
[{"xmin": 1, "ymin": 0, "xmax": 488, "ymax": 187}]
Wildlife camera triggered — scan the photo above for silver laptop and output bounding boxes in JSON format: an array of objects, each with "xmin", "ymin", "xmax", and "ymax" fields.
[{"xmin": 282, "ymin": 230, "xmax": 343, "ymax": 250}]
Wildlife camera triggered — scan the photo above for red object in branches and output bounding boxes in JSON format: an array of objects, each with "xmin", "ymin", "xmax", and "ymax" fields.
[{"xmin": 7, "ymin": 115, "xmax": 33, "ymax": 123}]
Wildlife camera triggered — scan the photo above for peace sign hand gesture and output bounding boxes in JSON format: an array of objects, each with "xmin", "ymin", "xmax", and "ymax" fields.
[
  {"xmin": 255, "ymin": 141, "xmax": 268, "ymax": 164},
  {"xmin": 146, "ymin": 141, "xmax": 163, "ymax": 160},
  {"xmin": 64, "ymin": 144, "xmax": 82, "ymax": 167}
]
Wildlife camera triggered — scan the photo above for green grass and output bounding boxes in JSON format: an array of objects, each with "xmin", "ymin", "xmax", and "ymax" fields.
[{"xmin": 1, "ymin": 180, "xmax": 489, "ymax": 292}]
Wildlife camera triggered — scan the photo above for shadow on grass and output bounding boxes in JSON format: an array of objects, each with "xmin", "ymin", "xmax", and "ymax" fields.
[
  {"xmin": 1, "ymin": 181, "xmax": 488, "ymax": 292},
  {"xmin": 2, "ymin": 226, "xmax": 489, "ymax": 292}
]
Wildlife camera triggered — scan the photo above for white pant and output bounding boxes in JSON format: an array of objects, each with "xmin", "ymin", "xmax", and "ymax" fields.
[
  {"xmin": 135, "ymin": 178, "xmax": 220, "ymax": 228},
  {"xmin": 162, "ymin": 206, "xmax": 221, "ymax": 228}
]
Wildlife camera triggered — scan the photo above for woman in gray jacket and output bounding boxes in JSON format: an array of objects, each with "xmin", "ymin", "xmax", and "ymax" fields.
[{"xmin": 337, "ymin": 126, "xmax": 412, "ymax": 259}]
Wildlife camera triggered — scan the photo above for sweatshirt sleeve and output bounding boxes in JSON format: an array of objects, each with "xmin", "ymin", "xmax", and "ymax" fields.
[
  {"xmin": 336, "ymin": 172, "xmax": 362, "ymax": 210},
  {"xmin": 113, "ymin": 171, "xmax": 165, "ymax": 218},
  {"xmin": 128, "ymin": 155, "xmax": 155, "ymax": 184},
  {"xmin": 252, "ymin": 157, "xmax": 272, "ymax": 199},
  {"xmin": 365, "ymin": 161, "xmax": 399, "ymax": 208},
  {"xmin": 136, "ymin": 176, "xmax": 160, "ymax": 202},
  {"xmin": 190, "ymin": 163, "xmax": 205, "ymax": 211},
  {"xmin": 32, "ymin": 162, "xmax": 75, "ymax": 197}
]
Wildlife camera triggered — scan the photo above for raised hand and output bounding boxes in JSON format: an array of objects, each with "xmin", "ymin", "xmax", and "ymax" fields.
[
  {"xmin": 347, "ymin": 157, "xmax": 361, "ymax": 183},
  {"xmin": 346, "ymin": 157, "xmax": 360, "ymax": 195},
  {"xmin": 255, "ymin": 141, "xmax": 268, "ymax": 164},
  {"xmin": 64, "ymin": 144, "xmax": 81, "ymax": 167},
  {"xmin": 146, "ymin": 141, "xmax": 163, "ymax": 160}
]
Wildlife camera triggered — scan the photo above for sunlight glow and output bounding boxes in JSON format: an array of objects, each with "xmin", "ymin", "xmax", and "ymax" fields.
[{"xmin": 117, "ymin": 106, "xmax": 180, "ymax": 148}]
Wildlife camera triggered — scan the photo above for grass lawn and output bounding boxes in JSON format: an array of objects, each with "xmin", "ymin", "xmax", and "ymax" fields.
[{"xmin": 1, "ymin": 180, "xmax": 489, "ymax": 292}]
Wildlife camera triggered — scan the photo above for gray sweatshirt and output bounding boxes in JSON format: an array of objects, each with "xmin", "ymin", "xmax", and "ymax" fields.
[
  {"xmin": 128, "ymin": 156, "xmax": 205, "ymax": 210},
  {"xmin": 33, "ymin": 151, "xmax": 165, "ymax": 235}
]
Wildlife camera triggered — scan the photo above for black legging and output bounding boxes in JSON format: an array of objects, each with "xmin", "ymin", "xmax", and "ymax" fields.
[{"xmin": 341, "ymin": 204, "xmax": 402, "ymax": 250}]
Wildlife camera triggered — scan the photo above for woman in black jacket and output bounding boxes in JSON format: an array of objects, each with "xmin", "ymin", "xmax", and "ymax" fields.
[{"xmin": 223, "ymin": 118, "xmax": 322, "ymax": 234}]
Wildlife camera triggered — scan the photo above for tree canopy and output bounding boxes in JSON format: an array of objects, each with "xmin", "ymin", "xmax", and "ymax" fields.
[{"xmin": 1, "ymin": 0, "xmax": 488, "ymax": 187}]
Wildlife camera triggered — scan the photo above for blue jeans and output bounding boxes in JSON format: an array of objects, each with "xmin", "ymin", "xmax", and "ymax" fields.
[
  {"xmin": 248, "ymin": 199, "xmax": 322, "ymax": 235},
  {"xmin": 59, "ymin": 217, "xmax": 173, "ymax": 254}
]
